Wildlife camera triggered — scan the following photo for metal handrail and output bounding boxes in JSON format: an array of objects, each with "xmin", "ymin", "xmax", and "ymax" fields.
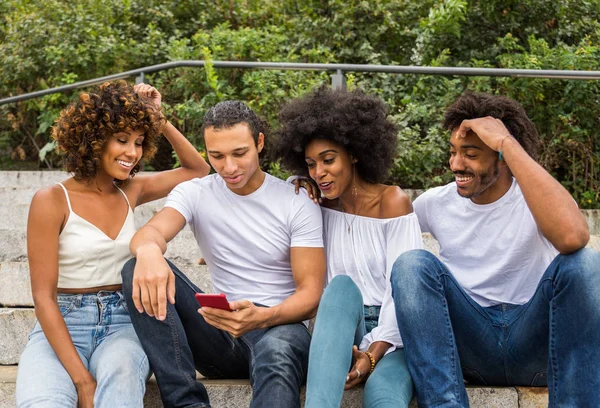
[{"xmin": 2, "ymin": 60, "xmax": 600, "ymax": 105}]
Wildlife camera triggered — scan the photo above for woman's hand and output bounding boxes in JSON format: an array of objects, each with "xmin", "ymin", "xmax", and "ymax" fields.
[
  {"xmin": 134, "ymin": 83, "xmax": 161, "ymax": 109},
  {"xmin": 75, "ymin": 377, "xmax": 97, "ymax": 408},
  {"xmin": 345, "ymin": 345, "xmax": 372, "ymax": 390},
  {"xmin": 292, "ymin": 177, "xmax": 321, "ymax": 204}
]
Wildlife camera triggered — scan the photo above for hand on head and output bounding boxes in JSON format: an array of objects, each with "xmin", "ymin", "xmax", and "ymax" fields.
[
  {"xmin": 134, "ymin": 83, "xmax": 162, "ymax": 109},
  {"xmin": 456, "ymin": 117, "xmax": 512, "ymax": 152}
]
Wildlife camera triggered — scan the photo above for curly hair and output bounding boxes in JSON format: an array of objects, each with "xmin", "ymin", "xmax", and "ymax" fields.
[
  {"xmin": 443, "ymin": 92, "xmax": 541, "ymax": 161},
  {"xmin": 275, "ymin": 87, "xmax": 398, "ymax": 184},
  {"xmin": 52, "ymin": 80, "xmax": 166, "ymax": 181}
]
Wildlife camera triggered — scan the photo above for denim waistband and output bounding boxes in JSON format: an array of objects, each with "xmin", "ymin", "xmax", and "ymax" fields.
[
  {"xmin": 56, "ymin": 291, "xmax": 124, "ymax": 306},
  {"xmin": 364, "ymin": 305, "xmax": 381, "ymax": 318}
]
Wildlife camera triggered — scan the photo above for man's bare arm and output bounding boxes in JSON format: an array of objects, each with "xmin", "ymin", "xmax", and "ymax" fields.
[{"xmin": 129, "ymin": 207, "xmax": 187, "ymax": 320}]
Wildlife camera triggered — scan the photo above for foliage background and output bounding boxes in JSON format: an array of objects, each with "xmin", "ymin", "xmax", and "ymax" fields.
[{"xmin": 1, "ymin": 0, "xmax": 599, "ymax": 207}]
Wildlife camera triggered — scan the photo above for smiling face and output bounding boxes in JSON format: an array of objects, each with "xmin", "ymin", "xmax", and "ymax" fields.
[
  {"xmin": 204, "ymin": 122, "xmax": 265, "ymax": 195},
  {"xmin": 304, "ymin": 139, "xmax": 354, "ymax": 200},
  {"xmin": 449, "ymin": 130, "xmax": 512, "ymax": 204},
  {"xmin": 100, "ymin": 129, "xmax": 144, "ymax": 180}
]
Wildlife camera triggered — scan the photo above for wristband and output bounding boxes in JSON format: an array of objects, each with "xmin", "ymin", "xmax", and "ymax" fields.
[
  {"xmin": 364, "ymin": 351, "xmax": 376, "ymax": 375},
  {"xmin": 498, "ymin": 135, "xmax": 511, "ymax": 161}
]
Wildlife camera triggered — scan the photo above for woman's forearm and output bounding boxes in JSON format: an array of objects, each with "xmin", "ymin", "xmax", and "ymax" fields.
[{"xmin": 162, "ymin": 121, "xmax": 210, "ymax": 174}]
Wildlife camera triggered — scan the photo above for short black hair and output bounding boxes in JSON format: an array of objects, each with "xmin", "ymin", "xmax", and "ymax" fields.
[
  {"xmin": 443, "ymin": 92, "xmax": 541, "ymax": 161},
  {"xmin": 200, "ymin": 100, "xmax": 268, "ymax": 146},
  {"xmin": 275, "ymin": 87, "xmax": 398, "ymax": 184}
]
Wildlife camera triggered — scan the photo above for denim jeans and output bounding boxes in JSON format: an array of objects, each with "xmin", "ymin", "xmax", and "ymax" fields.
[
  {"xmin": 121, "ymin": 258, "xmax": 311, "ymax": 408},
  {"xmin": 305, "ymin": 275, "xmax": 414, "ymax": 408},
  {"xmin": 16, "ymin": 291, "xmax": 150, "ymax": 408},
  {"xmin": 390, "ymin": 248, "xmax": 600, "ymax": 408}
]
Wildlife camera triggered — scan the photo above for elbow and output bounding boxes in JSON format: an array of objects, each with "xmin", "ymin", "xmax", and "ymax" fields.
[
  {"xmin": 555, "ymin": 228, "xmax": 590, "ymax": 255},
  {"xmin": 188, "ymin": 160, "xmax": 210, "ymax": 178}
]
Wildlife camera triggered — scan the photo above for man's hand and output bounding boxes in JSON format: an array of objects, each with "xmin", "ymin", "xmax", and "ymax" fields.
[
  {"xmin": 456, "ymin": 117, "xmax": 512, "ymax": 152},
  {"xmin": 134, "ymin": 83, "xmax": 162, "ymax": 109},
  {"xmin": 198, "ymin": 300, "xmax": 268, "ymax": 338},
  {"xmin": 344, "ymin": 346, "xmax": 371, "ymax": 390},
  {"xmin": 75, "ymin": 377, "xmax": 96, "ymax": 408},
  {"xmin": 132, "ymin": 246, "xmax": 176, "ymax": 321}
]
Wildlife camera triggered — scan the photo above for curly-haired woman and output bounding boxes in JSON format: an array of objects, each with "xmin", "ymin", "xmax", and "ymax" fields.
[
  {"xmin": 15, "ymin": 81, "xmax": 210, "ymax": 408},
  {"xmin": 276, "ymin": 87, "xmax": 422, "ymax": 408}
]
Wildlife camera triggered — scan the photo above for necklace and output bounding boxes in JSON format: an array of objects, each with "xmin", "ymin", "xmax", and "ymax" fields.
[{"xmin": 340, "ymin": 196, "xmax": 365, "ymax": 233}]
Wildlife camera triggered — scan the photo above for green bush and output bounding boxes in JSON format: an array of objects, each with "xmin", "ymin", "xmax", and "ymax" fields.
[{"xmin": 1, "ymin": 0, "xmax": 599, "ymax": 207}]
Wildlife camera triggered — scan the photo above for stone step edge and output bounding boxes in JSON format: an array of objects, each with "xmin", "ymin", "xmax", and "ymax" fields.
[{"xmin": 0, "ymin": 366, "xmax": 548, "ymax": 408}]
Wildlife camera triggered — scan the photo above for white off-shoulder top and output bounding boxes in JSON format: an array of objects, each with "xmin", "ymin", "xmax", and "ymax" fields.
[{"xmin": 322, "ymin": 208, "xmax": 423, "ymax": 352}]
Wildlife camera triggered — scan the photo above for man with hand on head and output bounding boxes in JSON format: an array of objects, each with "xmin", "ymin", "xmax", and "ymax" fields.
[
  {"xmin": 121, "ymin": 101, "xmax": 325, "ymax": 408},
  {"xmin": 391, "ymin": 92, "xmax": 599, "ymax": 408}
]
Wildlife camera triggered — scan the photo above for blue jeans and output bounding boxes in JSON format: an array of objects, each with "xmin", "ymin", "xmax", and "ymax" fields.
[
  {"xmin": 16, "ymin": 291, "xmax": 150, "ymax": 408},
  {"xmin": 121, "ymin": 258, "xmax": 311, "ymax": 408},
  {"xmin": 390, "ymin": 248, "xmax": 600, "ymax": 408},
  {"xmin": 305, "ymin": 275, "xmax": 414, "ymax": 408}
]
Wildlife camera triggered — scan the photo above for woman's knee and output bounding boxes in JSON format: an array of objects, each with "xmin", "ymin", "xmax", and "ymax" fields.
[{"xmin": 321, "ymin": 275, "xmax": 363, "ymax": 308}]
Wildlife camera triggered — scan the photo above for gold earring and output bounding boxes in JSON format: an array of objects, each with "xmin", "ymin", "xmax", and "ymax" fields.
[{"xmin": 352, "ymin": 164, "xmax": 358, "ymax": 197}]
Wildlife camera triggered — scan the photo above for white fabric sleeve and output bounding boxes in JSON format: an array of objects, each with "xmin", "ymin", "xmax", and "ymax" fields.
[
  {"xmin": 289, "ymin": 193, "xmax": 323, "ymax": 248},
  {"xmin": 359, "ymin": 213, "xmax": 424, "ymax": 353},
  {"xmin": 163, "ymin": 181, "xmax": 196, "ymax": 224},
  {"xmin": 412, "ymin": 193, "xmax": 430, "ymax": 234}
]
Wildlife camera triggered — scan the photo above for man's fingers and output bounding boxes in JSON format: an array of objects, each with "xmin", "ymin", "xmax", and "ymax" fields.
[
  {"xmin": 131, "ymin": 280, "xmax": 144, "ymax": 313},
  {"xmin": 140, "ymin": 284, "xmax": 154, "ymax": 317},
  {"xmin": 167, "ymin": 271, "xmax": 176, "ymax": 305},
  {"xmin": 156, "ymin": 283, "xmax": 168, "ymax": 321}
]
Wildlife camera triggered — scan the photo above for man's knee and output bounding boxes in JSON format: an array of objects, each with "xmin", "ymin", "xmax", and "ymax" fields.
[
  {"xmin": 391, "ymin": 249, "xmax": 438, "ymax": 291},
  {"xmin": 555, "ymin": 248, "xmax": 600, "ymax": 284},
  {"xmin": 253, "ymin": 328, "xmax": 309, "ymax": 372},
  {"xmin": 121, "ymin": 258, "xmax": 137, "ymax": 294}
]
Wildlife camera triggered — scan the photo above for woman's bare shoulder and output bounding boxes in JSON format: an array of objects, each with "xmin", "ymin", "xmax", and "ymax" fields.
[{"xmin": 379, "ymin": 185, "xmax": 413, "ymax": 218}]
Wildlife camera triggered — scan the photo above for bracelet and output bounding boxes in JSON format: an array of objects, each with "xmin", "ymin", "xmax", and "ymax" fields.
[
  {"xmin": 364, "ymin": 351, "xmax": 376, "ymax": 375},
  {"xmin": 498, "ymin": 134, "xmax": 512, "ymax": 161}
]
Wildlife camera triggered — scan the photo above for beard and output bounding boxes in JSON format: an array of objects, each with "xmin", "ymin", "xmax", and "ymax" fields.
[{"xmin": 456, "ymin": 160, "xmax": 501, "ymax": 199}]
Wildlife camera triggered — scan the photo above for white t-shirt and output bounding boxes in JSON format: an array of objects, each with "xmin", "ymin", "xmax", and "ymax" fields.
[
  {"xmin": 322, "ymin": 208, "xmax": 423, "ymax": 351},
  {"xmin": 413, "ymin": 178, "xmax": 558, "ymax": 307},
  {"xmin": 165, "ymin": 173, "xmax": 323, "ymax": 307}
]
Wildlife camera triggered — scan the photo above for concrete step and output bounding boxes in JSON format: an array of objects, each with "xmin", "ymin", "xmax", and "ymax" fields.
[
  {"xmin": 0, "ymin": 201, "xmax": 167, "ymax": 230},
  {"xmin": 0, "ymin": 228, "xmax": 203, "ymax": 264},
  {"xmin": 0, "ymin": 365, "xmax": 548, "ymax": 407},
  {"xmin": 1, "ymin": 171, "xmax": 599, "ymax": 234},
  {"xmin": 0, "ymin": 262, "xmax": 213, "ymax": 308}
]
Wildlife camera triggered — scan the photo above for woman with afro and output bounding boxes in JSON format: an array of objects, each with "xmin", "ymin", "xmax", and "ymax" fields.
[
  {"xmin": 16, "ymin": 81, "xmax": 210, "ymax": 407},
  {"xmin": 276, "ymin": 87, "xmax": 422, "ymax": 408}
]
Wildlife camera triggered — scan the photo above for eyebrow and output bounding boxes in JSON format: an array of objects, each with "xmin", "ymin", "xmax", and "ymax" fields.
[
  {"xmin": 207, "ymin": 146, "xmax": 250, "ymax": 154},
  {"xmin": 306, "ymin": 149, "xmax": 338, "ymax": 159},
  {"xmin": 448, "ymin": 142, "xmax": 483, "ymax": 150}
]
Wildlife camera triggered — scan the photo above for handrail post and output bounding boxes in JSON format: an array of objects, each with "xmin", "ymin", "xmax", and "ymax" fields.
[
  {"xmin": 331, "ymin": 69, "xmax": 346, "ymax": 90},
  {"xmin": 135, "ymin": 72, "xmax": 148, "ymax": 84}
]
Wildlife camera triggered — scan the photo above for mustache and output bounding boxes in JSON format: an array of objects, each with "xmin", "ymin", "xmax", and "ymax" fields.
[{"xmin": 453, "ymin": 171, "xmax": 475, "ymax": 176}]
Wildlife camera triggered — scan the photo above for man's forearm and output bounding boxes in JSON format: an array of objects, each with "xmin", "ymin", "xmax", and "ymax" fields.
[
  {"xmin": 503, "ymin": 137, "xmax": 589, "ymax": 253},
  {"xmin": 261, "ymin": 289, "xmax": 321, "ymax": 328},
  {"xmin": 130, "ymin": 225, "xmax": 169, "ymax": 256}
]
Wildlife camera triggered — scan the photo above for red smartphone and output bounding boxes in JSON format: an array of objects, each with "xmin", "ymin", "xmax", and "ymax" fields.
[{"xmin": 195, "ymin": 293, "xmax": 232, "ymax": 311}]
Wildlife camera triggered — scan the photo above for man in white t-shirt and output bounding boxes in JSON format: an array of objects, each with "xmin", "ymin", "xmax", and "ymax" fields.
[
  {"xmin": 121, "ymin": 101, "xmax": 326, "ymax": 408},
  {"xmin": 390, "ymin": 92, "xmax": 599, "ymax": 407}
]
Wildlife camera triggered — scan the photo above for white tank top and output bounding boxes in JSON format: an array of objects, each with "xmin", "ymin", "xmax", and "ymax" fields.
[{"xmin": 56, "ymin": 182, "xmax": 136, "ymax": 289}]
